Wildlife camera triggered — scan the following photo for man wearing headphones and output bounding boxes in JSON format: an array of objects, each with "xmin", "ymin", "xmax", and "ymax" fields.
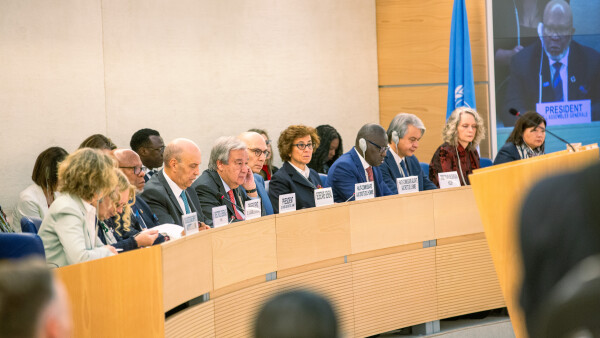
[
  {"xmin": 379, "ymin": 113, "xmax": 438, "ymax": 194},
  {"xmin": 328, "ymin": 123, "xmax": 393, "ymax": 203}
]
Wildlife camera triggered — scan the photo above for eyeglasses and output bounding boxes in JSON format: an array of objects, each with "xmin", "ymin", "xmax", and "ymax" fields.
[
  {"xmin": 248, "ymin": 148, "xmax": 271, "ymax": 158},
  {"xmin": 366, "ymin": 139, "xmax": 389, "ymax": 154},
  {"xmin": 543, "ymin": 25, "xmax": 572, "ymax": 37},
  {"xmin": 293, "ymin": 143, "xmax": 314, "ymax": 150},
  {"xmin": 144, "ymin": 145, "xmax": 165, "ymax": 153},
  {"xmin": 120, "ymin": 166, "xmax": 143, "ymax": 175}
]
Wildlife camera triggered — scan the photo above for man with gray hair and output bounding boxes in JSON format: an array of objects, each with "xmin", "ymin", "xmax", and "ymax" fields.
[
  {"xmin": 193, "ymin": 136, "xmax": 260, "ymax": 223},
  {"xmin": 141, "ymin": 138, "xmax": 210, "ymax": 228},
  {"xmin": 380, "ymin": 113, "xmax": 437, "ymax": 193}
]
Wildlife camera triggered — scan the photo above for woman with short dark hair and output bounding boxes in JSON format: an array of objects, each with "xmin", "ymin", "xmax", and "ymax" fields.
[{"xmin": 494, "ymin": 111, "xmax": 546, "ymax": 165}]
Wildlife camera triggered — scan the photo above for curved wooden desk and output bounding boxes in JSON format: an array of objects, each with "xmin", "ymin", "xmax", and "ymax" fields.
[{"xmin": 56, "ymin": 186, "xmax": 504, "ymax": 337}]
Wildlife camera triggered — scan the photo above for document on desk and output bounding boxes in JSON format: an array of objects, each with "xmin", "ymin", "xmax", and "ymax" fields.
[{"xmin": 152, "ymin": 223, "xmax": 185, "ymax": 241}]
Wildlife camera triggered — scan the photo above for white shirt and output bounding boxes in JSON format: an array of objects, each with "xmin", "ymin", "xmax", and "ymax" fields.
[
  {"xmin": 12, "ymin": 184, "xmax": 56, "ymax": 232},
  {"xmin": 389, "ymin": 150, "xmax": 407, "ymax": 177},
  {"xmin": 219, "ymin": 176, "xmax": 246, "ymax": 220},
  {"xmin": 288, "ymin": 161, "xmax": 311, "ymax": 179},
  {"xmin": 163, "ymin": 171, "xmax": 187, "ymax": 214},
  {"xmin": 546, "ymin": 47, "xmax": 569, "ymax": 102},
  {"xmin": 354, "ymin": 148, "xmax": 371, "ymax": 181}
]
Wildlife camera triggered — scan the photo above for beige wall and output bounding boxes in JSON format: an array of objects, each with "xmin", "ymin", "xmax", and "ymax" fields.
[{"xmin": 0, "ymin": 0, "xmax": 379, "ymax": 215}]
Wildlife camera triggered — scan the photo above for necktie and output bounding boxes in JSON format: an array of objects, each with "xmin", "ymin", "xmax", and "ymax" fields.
[
  {"xmin": 227, "ymin": 190, "xmax": 243, "ymax": 220},
  {"xmin": 552, "ymin": 62, "xmax": 563, "ymax": 101},
  {"xmin": 400, "ymin": 160, "xmax": 408, "ymax": 177},
  {"xmin": 366, "ymin": 166, "xmax": 374, "ymax": 182},
  {"xmin": 180, "ymin": 191, "xmax": 191, "ymax": 214},
  {"xmin": 147, "ymin": 170, "xmax": 155, "ymax": 177}
]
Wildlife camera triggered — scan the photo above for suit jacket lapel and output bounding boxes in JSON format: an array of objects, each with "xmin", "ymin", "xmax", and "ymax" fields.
[
  {"xmin": 284, "ymin": 162, "xmax": 315, "ymax": 189},
  {"xmin": 159, "ymin": 171, "xmax": 184, "ymax": 215},
  {"xmin": 349, "ymin": 148, "xmax": 367, "ymax": 183},
  {"xmin": 384, "ymin": 150, "xmax": 402, "ymax": 178},
  {"xmin": 208, "ymin": 169, "xmax": 236, "ymax": 216}
]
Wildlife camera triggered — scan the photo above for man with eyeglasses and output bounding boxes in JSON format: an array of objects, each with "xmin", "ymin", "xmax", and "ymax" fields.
[
  {"xmin": 130, "ymin": 128, "xmax": 165, "ymax": 182},
  {"xmin": 328, "ymin": 123, "xmax": 393, "ymax": 203},
  {"xmin": 379, "ymin": 113, "xmax": 437, "ymax": 194},
  {"xmin": 504, "ymin": 0, "xmax": 600, "ymax": 126},
  {"xmin": 238, "ymin": 132, "xmax": 274, "ymax": 215}
]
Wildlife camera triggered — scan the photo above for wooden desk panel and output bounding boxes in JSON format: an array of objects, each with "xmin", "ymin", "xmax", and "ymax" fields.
[
  {"xmin": 165, "ymin": 300, "xmax": 215, "ymax": 338},
  {"xmin": 433, "ymin": 186, "xmax": 484, "ymax": 239}
]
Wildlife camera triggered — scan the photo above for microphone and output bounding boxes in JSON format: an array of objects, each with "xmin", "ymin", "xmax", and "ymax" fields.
[
  {"xmin": 509, "ymin": 108, "xmax": 575, "ymax": 152},
  {"xmin": 220, "ymin": 194, "xmax": 246, "ymax": 213},
  {"xmin": 344, "ymin": 193, "xmax": 356, "ymax": 203}
]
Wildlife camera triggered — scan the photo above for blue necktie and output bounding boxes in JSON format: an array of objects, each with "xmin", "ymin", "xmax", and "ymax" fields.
[
  {"xmin": 400, "ymin": 159, "xmax": 408, "ymax": 177},
  {"xmin": 552, "ymin": 62, "xmax": 563, "ymax": 101},
  {"xmin": 180, "ymin": 191, "xmax": 191, "ymax": 214}
]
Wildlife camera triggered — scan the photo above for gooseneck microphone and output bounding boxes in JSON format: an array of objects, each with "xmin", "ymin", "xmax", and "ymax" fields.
[
  {"xmin": 220, "ymin": 194, "xmax": 246, "ymax": 213},
  {"xmin": 509, "ymin": 108, "xmax": 576, "ymax": 152}
]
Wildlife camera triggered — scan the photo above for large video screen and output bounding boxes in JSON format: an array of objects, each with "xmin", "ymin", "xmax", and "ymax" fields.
[{"xmin": 489, "ymin": 0, "xmax": 600, "ymax": 154}]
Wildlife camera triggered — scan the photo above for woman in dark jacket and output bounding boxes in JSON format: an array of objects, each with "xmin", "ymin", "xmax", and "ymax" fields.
[{"xmin": 494, "ymin": 111, "xmax": 546, "ymax": 165}]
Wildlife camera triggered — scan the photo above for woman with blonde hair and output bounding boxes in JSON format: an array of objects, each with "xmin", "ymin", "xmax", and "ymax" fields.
[
  {"xmin": 38, "ymin": 148, "xmax": 119, "ymax": 267},
  {"xmin": 428, "ymin": 107, "xmax": 486, "ymax": 187}
]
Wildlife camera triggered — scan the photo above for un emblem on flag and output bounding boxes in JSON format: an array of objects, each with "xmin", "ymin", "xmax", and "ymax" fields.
[{"xmin": 454, "ymin": 85, "xmax": 470, "ymax": 108}]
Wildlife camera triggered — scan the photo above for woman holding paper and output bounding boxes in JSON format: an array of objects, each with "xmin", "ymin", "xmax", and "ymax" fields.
[
  {"xmin": 428, "ymin": 107, "xmax": 485, "ymax": 187},
  {"xmin": 268, "ymin": 125, "xmax": 324, "ymax": 213},
  {"xmin": 494, "ymin": 111, "xmax": 546, "ymax": 165}
]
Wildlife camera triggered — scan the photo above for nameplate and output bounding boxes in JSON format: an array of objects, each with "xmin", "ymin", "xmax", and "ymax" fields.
[
  {"xmin": 438, "ymin": 171, "xmax": 461, "ymax": 189},
  {"xmin": 279, "ymin": 193, "xmax": 296, "ymax": 213},
  {"xmin": 355, "ymin": 182, "xmax": 375, "ymax": 201},
  {"xmin": 182, "ymin": 212, "xmax": 199, "ymax": 235},
  {"xmin": 396, "ymin": 176, "xmax": 419, "ymax": 194},
  {"xmin": 212, "ymin": 205, "xmax": 229, "ymax": 228},
  {"xmin": 314, "ymin": 187, "xmax": 334, "ymax": 207},
  {"xmin": 536, "ymin": 99, "xmax": 591, "ymax": 126},
  {"xmin": 245, "ymin": 199, "xmax": 262, "ymax": 220}
]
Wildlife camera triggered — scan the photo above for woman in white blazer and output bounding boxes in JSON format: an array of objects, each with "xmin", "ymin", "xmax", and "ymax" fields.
[{"xmin": 38, "ymin": 148, "xmax": 119, "ymax": 267}]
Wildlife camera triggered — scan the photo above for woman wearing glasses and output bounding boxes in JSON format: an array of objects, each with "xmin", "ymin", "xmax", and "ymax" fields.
[
  {"xmin": 268, "ymin": 125, "xmax": 323, "ymax": 213},
  {"xmin": 428, "ymin": 107, "xmax": 486, "ymax": 187},
  {"xmin": 494, "ymin": 111, "xmax": 546, "ymax": 165}
]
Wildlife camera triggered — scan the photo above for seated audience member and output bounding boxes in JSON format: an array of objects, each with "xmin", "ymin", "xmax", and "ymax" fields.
[
  {"xmin": 248, "ymin": 128, "xmax": 279, "ymax": 180},
  {"xmin": 328, "ymin": 123, "xmax": 393, "ymax": 202},
  {"xmin": 520, "ymin": 161, "xmax": 600, "ymax": 336},
  {"xmin": 130, "ymin": 128, "xmax": 165, "ymax": 182},
  {"xmin": 238, "ymin": 132, "xmax": 274, "ymax": 215},
  {"xmin": 38, "ymin": 148, "xmax": 118, "ymax": 268},
  {"xmin": 429, "ymin": 107, "xmax": 485, "ymax": 187},
  {"xmin": 113, "ymin": 149, "xmax": 161, "ymax": 230},
  {"xmin": 0, "ymin": 259, "xmax": 72, "ymax": 338},
  {"xmin": 194, "ymin": 136, "xmax": 259, "ymax": 222},
  {"xmin": 380, "ymin": 114, "xmax": 437, "ymax": 193},
  {"xmin": 494, "ymin": 111, "xmax": 546, "ymax": 165},
  {"xmin": 268, "ymin": 125, "xmax": 323, "ymax": 213},
  {"xmin": 13, "ymin": 147, "xmax": 68, "ymax": 232},
  {"xmin": 308, "ymin": 124, "xmax": 343, "ymax": 174},
  {"xmin": 97, "ymin": 170, "xmax": 159, "ymax": 252},
  {"xmin": 0, "ymin": 205, "xmax": 12, "ymax": 233},
  {"xmin": 79, "ymin": 134, "xmax": 117, "ymax": 151},
  {"xmin": 254, "ymin": 290, "xmax": 338, "ymax": 338},
  {"xmin": 141, "ymin": 138, "xmax": 210, "ymax": 228}
]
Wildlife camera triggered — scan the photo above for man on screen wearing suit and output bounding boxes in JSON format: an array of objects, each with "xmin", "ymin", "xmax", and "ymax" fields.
[
  {"xmin": 504, "ymin": 0, "xmax": 600, "ymax": 126},
  {"xmin": 130, "ymin": 128, "xmax": 165, "ymax": 182},
  {"xmin": 238, "ymin": 131, "xmax": 274, "ymax": 215},
  {"xmin": 380, "ymin": 113, "xmax": 437, "ymax": 194},
  {"xmin": 141, "ymin": 138, "xmax": 211, "ymax": 228},
  {"xmin": 193, "ymin": 136, "xmax": 261, "ymax": 224},
  {"xmin": 328, "ymin": 123, "xmax": 393, "ymax": 203}
]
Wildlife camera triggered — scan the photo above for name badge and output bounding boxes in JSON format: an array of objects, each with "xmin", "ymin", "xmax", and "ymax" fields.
[
  {"xmin": 279, "ymin": 193, "xmax": 296, "ymax": 213},
  {"xmin": 212, "ymin": 205, "xmax": 229, "ymax": 228},
  {"xmin": 396, "ymin": 176, "xmax": 419, "ymax": 194},
  {"xmin": 355, "ymin": 182, "xmax": 375, "ymax": 201},
  {"xmin": 182, "ymin": 212, "xmax": 199, "ymax": 235},
  {"xmin": 438, "ymin": 171, "xmax": 461, "ymax": 189},
  {"xmin": 536, "ymin": 99, "xmax": 591, "ymax": 126},
  {"xmin": 245, "ymin": 199, "xmax": 262, "ymax": 220},
  {"xmin": 314, "ymin": 187, "xmax": 334, "ymax": 207}
]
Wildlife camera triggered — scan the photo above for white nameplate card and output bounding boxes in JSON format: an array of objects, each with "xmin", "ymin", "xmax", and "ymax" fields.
[
  {"xmin": 212, "ymin": 205, "xmax": 229, "ymax": 228},
  {"xmin": 279, "ymin": 193, "xmax": 296, "ymax": 213},
  {"xmin": 536, "ymin": 99, "xmax": 591, "ymax": 126},
  {"xmin": 182, "ymin": 212, "xmax": 199, "ymax": 235},
  {"xmin": 314, "ymin": 187, "xmax": 334, "ymax": 207},
  {"xmin": 396, "ymin": 176, "xmax": 419, "ymax": 194},
  {"xmin": 355, "ymin": 182, "xmax": 375, "ymax": 201},
  {"xmin": 245, "ymin": 199, "xmax": 262, "ymax": 220},
  {"xmin": 438, "ymin": 171, "xmax": 461, "ymax": 189}
]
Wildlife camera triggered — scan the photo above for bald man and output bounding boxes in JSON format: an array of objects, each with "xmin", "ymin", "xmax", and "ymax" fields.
[
  {"xmin": 238, "ymin": 132, "xmax": 274, "ymax": 215},
  {"xmin": 505, "ymin": 0, "xmax": 600, "ymax": 126},
  {"xmin": 141, "ymin": 138, "xmax": 211, "ymax": 227},
  {"xmin": 328, "ymin": 124, "xmax": 393, "ymax": 203}
]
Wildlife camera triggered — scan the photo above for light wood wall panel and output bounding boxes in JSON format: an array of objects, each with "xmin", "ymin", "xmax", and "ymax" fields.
[
  {"xmin": 379, "ymin": 83, "xmax": 491, "ymax": 160},
  {"xmin": 165, "ymin": 300, "xmax": 215, "ymax": 338},
  {"xmin": 433, "ymin": 186, "xmax": 484, "ymax": 239},
  {"xmin": 376, "ymin": 0, "xmax": 487, "ymax": 85}
]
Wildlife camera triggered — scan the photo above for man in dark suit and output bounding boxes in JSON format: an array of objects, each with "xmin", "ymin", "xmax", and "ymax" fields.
[
  {"xmin": 328, "ymin": 123, "xmax": 393, "ymax": 203},
  {"xmin": 193, "ymin": 136, "xmax": 260, "ymax": 223},
  {"xmin": 130, "ymin": 128, "xmax": 165, "ymax": 182},
  {"xmin": 504, "ymin": 0, "xmax": 600, "ymax": 126},
  {"xmin": 238, "ymin": 131, "xmax": 274, "ymax": 215},
  {"xmin": 380, "ymin": 113, "xmax": 437, "ymax": 194},
  {"xmin": 141, "ymin": 138, "xmax": 210, "ymax": 228}
]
